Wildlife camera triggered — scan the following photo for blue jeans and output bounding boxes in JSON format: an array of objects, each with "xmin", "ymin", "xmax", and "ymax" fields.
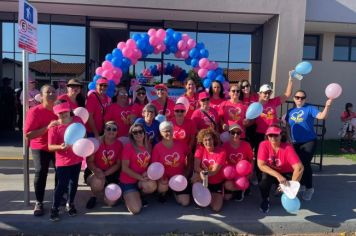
[{"xmin": 52, "ymin": 163, "xmax": 81, "ymax": 209}]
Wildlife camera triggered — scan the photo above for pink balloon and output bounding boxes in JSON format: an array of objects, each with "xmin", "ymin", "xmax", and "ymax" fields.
[
  {"xmin": 87, "ymin": 137, "xmax": 100, "ymax": 152},
  {"xmin": 181, "ymin": 50, "xmax": 189, "ymax": 59},
  {"xmin": 117, "ymin": 42, "xmax": 126, "ymax": 50},
  {"xmin": 187, "ymin": 39, "xmax": 196, "ymax": 49},
  {"xmin": 175, "ymin": 51, "xmax": 183, "ymax": 58},
  {"xmin": 236, "ymin": 160, "xmax": 252, "ymax": 176},
  {"xmin": 153, "ymin": 47, "xmax": 160, "ymax": 55},
  {"xmin": 325, "ymin": 83, "xmax": 342, "ymax": 99},
  {"xmin": 156, "ymin": 29, "xmax": 166, "ymax": 40},
  {"xmin": 73, "ymin": 107, "xmax": 89, "ymax": 124},
  {"xmin": 147, "ymin": 28, "xmax": 157, "ymax": 37},
  {"xmin": 210, "ymin": 61, "xmax": 219, "ymax": 70},
  {"xmin": 102, "ymin": 61, "xmax": 113, "ymax": 70},
  {"xmin": 177, "ymin": 40, "xmax": 187, "ymax": 50},
  {"xmin": 72, "ymin": 138, "xmax": 95, "ymax": 158},
  {"xmin": 156, "ymin": 43, "xmax": 166, "ymax": 52},
  {"xmin": 147, "ymin": 162, "xmax": 165, "ymax": 180},
  {"xmin": 102, "ymin": 70, "xmax": 113, "ymax": 80},
  {"xmin": 126, "ymin": 39, "xmax": 137, "ymax": 49},
  {"xmin": 133, "ymin": 48, "xmax": 142, "ymax": 59},
  {"xmin": 182, "ymin": 33, "xmax": 190, "ymax": 42},
  {"xmin": 112, "ymin": 68, "xmax": 123, "ymax": 81},
  {"xmin": 176, "ymin": 97, "xmax": 190, "ymax": 111},
  {"xmin": 81, "ymin": 160, "xmax": 87, "ymax": 170},
  {"xmin": 169, "ymin": 175, "xmax": 188, "ymax": 192},
  {"xmin": 198, "ymin": 68, "xmax": 208, "ymax": 78},
  {"xmin": 192, "ymin": 182, "xmax": 212, "ymax": 207},
  {"xmin": 149, "ymin": 36, "xmax": 159, "ymax": 46},
  {"xmin": 105, "ymin": 183, "xmax": 122, "ymax": 201},
  {"xmin": 122, "ymin": 47, "xmax": 133, "ymax": 58},
  {"xmin": 235, "ymin": 176, "xmax": 250, "ymax": 190},
  {"xmin": 220, "ymin": 131, "xmax": 230, "ymax": 143},
  {"xmin": 118, "ymin": 136, "xmax": 130, "ymax": 145},
  {"xmin": 95, "ymin": 67, "xmax": 103, "ymax": 75},
  {"xmin": 223, "ymin": 165, "xmax": 236, "ymax": 180},
  {"xmin": 223, "ymin": 81, "xmax": 230, "ymax": 91},
  {"xmin": 199, "ymin": 58, "xmax": 210, "ymax": 69}
]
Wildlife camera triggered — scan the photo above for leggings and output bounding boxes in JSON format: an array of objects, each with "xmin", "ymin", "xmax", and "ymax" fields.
[
  {"xmin": 293, "ymin": 140, "xmax": 316, "ymax": 189},
  {"xmin": 259, "ymin": 172, "xmax": 292, "ymax": 200}
]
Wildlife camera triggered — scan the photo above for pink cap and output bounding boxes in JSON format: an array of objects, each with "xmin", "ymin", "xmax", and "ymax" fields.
[
  {"xmin": 174, "ymin": 103, "xmax": 186, "ymax": 111},
  {"xmin": 198, "ymin": 92, "xmax": 210, "ymax": 101},
  {"xmin": 154, "ymin": 83, "xmax": 168, "ymax": 91},
  {"xmin": 97, "ymin": 78, "xmax": 108, "ymax": 84},
  {"xmin": 265, "ymin": 126, "xmax": 282, "ymax": 135},
  {"xmin": 53, "ymin": 102, "xmax": 71, "ymax": 115}
]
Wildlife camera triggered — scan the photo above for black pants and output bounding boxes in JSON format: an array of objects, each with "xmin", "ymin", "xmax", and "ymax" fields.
[
  {"xmin": 259, "ymin": 172, "xmax": 292, "ymax": 200},
  {"xmin": 32, "ymin": 149, "xmax": 56, "ymax": 203},
  {"xmin": 293, "ymin": 140, "xmax": 316, "ymax": 189},
  {"xmin": 53, "ymin": 163, "xmax": 81, "ymax": 209},
  {"xmin": 253, "ymin": 132, "xmax": 266, "ymax": 182}
]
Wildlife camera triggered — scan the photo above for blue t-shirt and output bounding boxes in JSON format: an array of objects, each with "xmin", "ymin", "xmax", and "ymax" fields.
[
  {"xmin": 286, "ymin": 104, "xmax": 320, "ymax": 143},
  {"xmin": 135, "ymin": 118, "xmax": 161, "ymax": 146}
]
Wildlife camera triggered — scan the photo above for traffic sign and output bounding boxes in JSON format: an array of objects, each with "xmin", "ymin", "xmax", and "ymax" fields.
[{"xmin": 18, "ymin": 0, "xmax": 37, "ymax": 53}]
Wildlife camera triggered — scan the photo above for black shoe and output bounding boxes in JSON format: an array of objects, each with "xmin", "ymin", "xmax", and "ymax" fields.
[
  {"xmin": 142, "ymin": 198, "xmax": 149, "ymax": 208},
  {"xmin": 66, "ymin": 204, "xmax": 77, "ymax": 217},
  {"xmin": 260, "ymin": 198, "xmax": 270, "ymax": 213},
  {"xmin": 33, "ymin": 202, "xmax": 44, "ymax": 216},
  {"xmin": 86, "ymin": 197, "xmax": 97, "ymax": 209},
  {"xmin": 158, "ymin": 194, "xmax": 167, "ymax": 203},
  {"xmin": 244, "ymin": 187, "xmax": 251, "ymax": 196},
  {"xmin": 234, "ymin": 191, "xmax": 244, "ymax": 202},
  {"xmin": 50, "ymin": 208, "xmax": 60, "ymax": 222}
]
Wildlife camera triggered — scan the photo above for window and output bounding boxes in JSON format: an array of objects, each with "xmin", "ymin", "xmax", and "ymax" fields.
[
  {"xmin": 303, "ymin": 35, "xmax": 320, "ymax": 60},
  {"xmin": 334, "ymin": 36, "xmax": 356, "ymax": 62}
]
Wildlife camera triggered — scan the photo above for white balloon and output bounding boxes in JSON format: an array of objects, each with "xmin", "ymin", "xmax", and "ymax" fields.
[
  {"xmin": 280, "ymin": 181, "xmax": 300, "ymax": 199},
  {"xmin": 220, "ymin": 131, "xmax": 230, "ymax": 143},
  {"xmin": 34, "ymin": 94, "xmax": 42, "ymax": 102},
  {"xmin": 73, "ymin": 107, "xmax": 89, "ymax": 124}
]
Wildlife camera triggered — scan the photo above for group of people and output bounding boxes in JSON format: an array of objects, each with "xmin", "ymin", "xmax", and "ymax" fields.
[{"xmin": 24, "ymin": 71, "xmax": 334, "ymax": 222}]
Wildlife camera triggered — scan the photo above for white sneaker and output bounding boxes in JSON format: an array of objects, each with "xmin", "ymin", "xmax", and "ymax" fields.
[{"xmin": 302, "ymin": 188, "xmax": 314, "ymax": 201}]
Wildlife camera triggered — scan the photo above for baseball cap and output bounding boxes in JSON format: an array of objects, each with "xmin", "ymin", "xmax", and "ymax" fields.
[
  {"xmin": 198, "ymin": 92, "xmax": 210, "ymax": 101},
  {"xmin": 53, "ymin": 102, "xmax": 71, "ymax": 115},
  {"xmin": 66, "ymin": 79, "xmax": 82, "ymax": 87},
  {"xmin": 154, "ymin": 83, "xmax": 168, "ymax": 91},
  {"xmin": 228, "ymin": 123, "xmax": 243, "ymax": 132},
  {"xmin": 174, "ymin": 103, "xmax": 186, "ymax": 111},
  {"xmin": 265, "ymin": 126, "xmax": 282, "ymax": 135},
  {"xmin": 97, "ymin": 78, "xmax": 108, "ymax": 84},
  {"xmin": 259, "ymin": 84, "xmax": 272, "ymax": 93}
]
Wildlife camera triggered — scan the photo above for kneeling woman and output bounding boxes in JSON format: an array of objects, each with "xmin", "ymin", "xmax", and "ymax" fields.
[
  {"xmin": 257, "ymin": 125, "xmax": 304, "ymax": 213},
  {"xmin": 120, "ymin": 123, "xmax": 157, "ymax": 214},
  {"xmin": 85, "ymin": 121, "xmax": 123, "ymax": 209},
  {"xmin": 192, "ymin": 128, "xmax": 226, "ymax": 212},
  {"xmin": 152, "ymin": 121, "xmax": 190, "ymax": 206}
]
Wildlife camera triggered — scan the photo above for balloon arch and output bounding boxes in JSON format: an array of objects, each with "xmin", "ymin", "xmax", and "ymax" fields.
[{"xmin": 88, "ymin": 28, "xmax": 226, "ymax": 97}]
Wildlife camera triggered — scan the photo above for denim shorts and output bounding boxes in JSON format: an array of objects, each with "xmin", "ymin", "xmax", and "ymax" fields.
[{"xmin": 120, "ymin": 183, "xmax": 139, "ymax": 194}]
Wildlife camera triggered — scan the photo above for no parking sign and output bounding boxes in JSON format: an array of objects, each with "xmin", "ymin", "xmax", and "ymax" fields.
[{"xmin": 18, "ymin": 0, "xmax": 37, "ymax": 53}]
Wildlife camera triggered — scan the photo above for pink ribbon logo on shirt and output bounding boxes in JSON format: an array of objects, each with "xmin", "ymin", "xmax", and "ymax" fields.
[
  {"xmin": 137, "ymin": 151, "xmax": 150, "ymax": 168},
  {"xmin": 164, "ymin": 152, "xmax": 180, "ymax": 167},
  {"xmin": 202, "ymin": 158, "xmax": 215, "ymax": 171},
  {"xmin": 173, "ymin": 130, "xmax": 186, "ymax": 139},
  {"xmin": 228, "ymin": 153, "xmax": 244, "ymax": 164}
]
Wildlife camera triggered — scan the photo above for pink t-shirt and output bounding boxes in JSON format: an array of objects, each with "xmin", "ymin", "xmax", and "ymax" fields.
[
  {"xmin": 24, "ymin": 104, "xmax": 57, "ymax": 151},
  {"xmin": 120, "ymin": 143, "xmax": 151, "ymax": 184},
  {"xmin": 85, "ymin": 92, "xmax": 110, "ymax": 133},
  {"xmin": 181, "ymin": 94, "xmax": 198, "ymax": 119},
  {"xmin": 223, "ymin": 140, "xmax": 254, "ymax": 165},
  {"xmin": 191, "ymin": 108, "xmax": 219, "ymax": 131},
  {"xmin": 242, "ymin": 93, "xmax": 259, "ymax": 106},
  {"xmin": 255, "ymin": 97, "xmax": 282, "ymax": 134},
  {"xmin": 218, "ymin": 100, "xmax": 247, "ymax": 138},
  {"xmin": 210, "ymin": 97, "xmax": 225, "ymax": 113},
  {"xmin": 58, "ymin": 94, "xmax": 78, "ymax": 109},
  {"xmin": 152, "ymin": 98, "xmax": 175, "ymax": 120},
  {"xmin": 104, "ymin": 103, "xmax": 132, "ymax": 138},
  {"xmin": 48, "ymin": 116, "xmax": 83, "ymax": 167},
  {"xmin": 93, "ymin": 139, "xmax": 122, "ymax": 171},
  {"xmin": 131, "ymin": 103, "xmax": 145, "ymax": 119},
  {"xmin": 152, "ymin": 140, "xmax": 188, "ymax": 178},
  {"xmin": 194, "ymin": 145, "xmax": 226, "ymax": 184},
  {"xmin": 257, "ymin": 140, "xmax": 301, "ymax": 173},
  {"xmin": 171, "ymin": 118, "xmax": 197, "ymax": 147},
  {"xmin": 340, "ymin": 111, "xmax": 356, "ymax": 122}
]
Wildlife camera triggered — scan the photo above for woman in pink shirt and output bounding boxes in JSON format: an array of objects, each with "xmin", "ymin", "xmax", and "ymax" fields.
[
  {"xmin": 209, "ymin": 80, "xmax": 225, "ymax": 113},
  {"xmin": 181, "ymin": 78, "xmax": 198, "ymax": 119},
  {"xmin": 131, "ymin": 85, "xmax": 148, "ymax": 120},
  {"xmin": 24, "ymin": 84, "xmax": 58, "ymax": 217},
  {"xmin": 152, "ymin": 121, "xmax": 191, "ymax": 206},
  {"xmin": 151, "ymin": 83, "xmax": 175, "ymax": 120},
  {"xmin": 257, "ymin": 125, "xmax": 304, "ymax": 213},
  {"xmin": 85, "ymin": 121, "xmax": 123, "ymax": 209},
  {"xmin": 191, "ymin": 92, "xmax": 220, "ymax": 132},
  {"xmin": 104, "ymin": 85, "xmax": 132, "ymax": 138},
  {"xmin": 48, "ymin": 100, "xmax": 84, "ymax": 221},
  {"xmin": 120, "ymin": 123, "xmax": 157, "ymax": 214},
  {"xmin": 57, "ymin": 79, "xmax": 85, "ymax": 109},
  {"xmin": 192, "ymin": 128, "xmax": 226, "ymax": 212}
]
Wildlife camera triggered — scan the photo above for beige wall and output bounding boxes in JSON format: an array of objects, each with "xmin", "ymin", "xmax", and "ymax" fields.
[{"xmin": 301, "ymin": 32, "xmax": 356, "ymax": 139}]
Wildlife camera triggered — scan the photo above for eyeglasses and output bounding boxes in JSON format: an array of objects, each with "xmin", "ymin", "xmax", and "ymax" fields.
[
  {"xmin": 241, "ymin": 84, "xmax": 250, "ymax": 89},
  {"xmin": 201, "ymin": 98, "xmax": 210, "ymax": 102},
  {"xmin": 262, "ymin": 91, "xmax": 272, "ymax": 95},
  {"xmin": 175, "ymin": 110, "xmax": 185, "ymax": 113},
  {"xmin": 294, "ymin": 96, "xmax": 306, "ymax": 100},
  {"xmin": 161, "ymin": 129, "xmax": 172, "ymax": 133},
  {"xmin": 105, "ymin": 127, "xmax": 117, "ymax": 132},
  {"xmin": 98, "ymin": 84, "xmax": 108, "ymax": 88},
  {"xmin": 230, "ymin": 90, "xmax": 240, "ymax": 93},
  {"xmin": 44, "ymin": 91, "xmax": 56, "ymax": 95},
  {"xmin": 118, "ymin": 92, "xmax": 128, "ymax": 96},
  {"xmin": 137, "ymin": 92, "xmax": 146, "ymax": 96},
  {"xmin": 267, "ymin": 134, "xmax": 279, "ymax": 138},
  {"xmin": 132, "ymin": 130, "xmax": 144, "ymax": 135},
  {"xmin": 229, "ymin": 130, "xmax": 241, "ymax": 136}
]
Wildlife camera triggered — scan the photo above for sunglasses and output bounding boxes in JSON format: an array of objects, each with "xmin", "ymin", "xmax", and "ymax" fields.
[
  {"xmin": 118, "ymin": 92, "xmax": 128, "ymax": 96},
  {"xmin": 99, "ymin": 84, "xmax": 108, "ymax": 88},
  {"xmin": 294, "ymin": 96, "xmax": 306, "ymax": 100},
  {"xmin": 106, "ymin": 127, "xmax": 117, "ymax": 132},
  {"xmin": 241, "ymin": 84, "xmax": 250, "ymax": 89},
  {"xmin": 137, "ymin": 92, "xmax": 146, "ymax": 96},
  {"xmin": 201, "ymin": 98, "xmax": 210, "ymax": 102},
  {"xmin": 267, "ymin": 134, "xmax": 279, "ymax": 138},
  {"xmin": 132, "ymin": 130, "xmax": 144, "ymax": 135},
  {"xmin": 230, "ymin": 90, "xmax": 240, "ymax": 93},
  {"xmin": 262, "ymin": 91, "xmax": 272, "ymax": 95},
  {"xmin": 229, "ymin": 130, "xmax": 241, "ymax": 136},
  {"xmin": 157, "ymin": 88, "xmax": 166, "ymax": 92},
  {"xmin": 175, "ymin": 110, "xmax": 185, "ymax": 113}
]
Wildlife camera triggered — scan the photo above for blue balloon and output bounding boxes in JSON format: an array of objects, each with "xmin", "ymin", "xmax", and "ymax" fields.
[
  {"xmin": 146, "ymin": 45, "xmax": 154, "ymax": 54},
  {"xmin": 185, "ymin": 58, "xmax": 192, "ymax": 66},
  {"xmin": 295, "ymin": 61, "xmax": 312, "ymax": 75},
  {"xmin": 122, "ymin": 57, "xmax": 131, "ymax": 68},
  {"xmin": 105, "ymin": 53, "xmax": 113, "ymax": 61},
  {"xmin": 166, "ymin": 28, "xmax": 175, "ymax": 36},
  {"xmin": 142, "ymin": 33, "xmax": 149, "ymax": 41},
  {"xmin": 189, "ymin": 48, "xmax": 199, "ymax": 58},
  {"xmin": 163, "ymin": 48, "xmax": 170, "ymax": 55},
  {"xmin": 93, "ymin": 75, "xmax": 101, "ymax": 82},
  {"xmin": 169, "ymin": 45, "xmax": 178, "ymax": 53},
  {"xmin": 155, "ymin": 114, "xmax": 166, "ymax": 123},
  {"xmin": 200, "ymin": 49, "xmax": 209, "ymax": 58},
  {"xmin": 64, "ymin": 123, "xmax": 86, "ymax": 145},
  {"xmin": 281, "ymin": 193, "xmax": 301, "ymax": 214},
  {"xmin": 215, "ymin": 75, "xmax": 225, "ymax": 83},
  {"xmin": 164, "ymin": 36, "xmax": 174, "ymax": 46},
  {"xmin": 203, "ymin": 78, "xmax": 212, "ymax": 89},
  {"xmin": 112, "ymin": 48, "xmax": 123, "ymax": 59},
  {"xmin": 196, "ymin": 42, "xmax": 205, "ymax": 50},
  {"xmin": 88, "ymin": 82, "xmax": 96, "ymax": 90},
  {"xmin": 111, "ymin": 57, "xmax": 122, "ymax": 68},
  {"xmin": 191, "ymin": 58, "xmax": 199, "ymax": 67},
  {"xmin": 106, "ymin": 90, "xmax": 115, "ymax": 98},
  {"xmin": 173, "ymin": 32, "xmax": 182, "ymax": 41},
  {"xmin": 132, "ymin": 33, "xmax": 142, "ymax": 41},
  {"xmin": 215, "ymin": 67, "xmax": 223, "ymax": 75},
  {"xmin": 207, "ymin": 70, "xmax": 217, "ymax": 80},
  {"xmin": 246, "ymin": 102, "xmax": 263, "ymax": 119},
  {"xmin": 136, "ymin": 39, "xmax": 146, "ymax": 50}
]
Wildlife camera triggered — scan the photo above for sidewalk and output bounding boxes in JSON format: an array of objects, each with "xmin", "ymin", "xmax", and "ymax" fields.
[{"xmin": 0, "ymin": 155, "xmax": 355, "ymax": 235}]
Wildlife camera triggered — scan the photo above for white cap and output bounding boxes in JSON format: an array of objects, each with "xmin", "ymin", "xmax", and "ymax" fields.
[{"xmin": 259, "ymin": 84, "xmax": 272, "ymax": 93}]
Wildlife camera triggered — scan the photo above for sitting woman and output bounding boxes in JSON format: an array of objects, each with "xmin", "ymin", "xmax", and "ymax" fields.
[
  {"xmin": 257, "ymin": 124, "xmax": 304, "ymax": 213},
  {"xmin": 120, "ymin": 123, "xmax": 157, "ymax": 214},
  {"xmin": 191, "ymin": 128, "xmax": 226, "ymax": 212},
  {"xmin": 85, "ymin": 121, "xmax": 123, "ymax": 209},
  {"xmin": 152, "ymin": 121, "xmax": 190, "ymax": 206}
]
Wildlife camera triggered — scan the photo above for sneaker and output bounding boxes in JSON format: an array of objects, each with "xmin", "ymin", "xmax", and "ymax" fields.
[
  {"xmin": 33, "ymin": 202, "xmax": 44, "ymax": 216},
  {"xmin": 302, "ymin": 188, "xmax": 314, "ymax": 201},
  {"xmin": 259, "ymin": 198, "xmax": 270, "ymax": 213},
  {"xmin": 65, "ymin": 203, "xmax": 77, "ymax": 217},
  {"xmin": 86, "ymin": 197, "xmax": 97, "ymax": 209},
  {"xmin": 234, "ymin": 191, "xmax": 244, "ymax": 202},
  {"xmin": 49, "ymin": 208, "xmax": 60, "ymax": 222}
]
